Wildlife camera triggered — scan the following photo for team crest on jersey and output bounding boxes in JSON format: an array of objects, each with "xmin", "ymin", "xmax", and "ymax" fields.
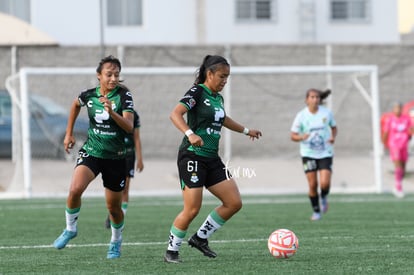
[
  {"xmin": 111, "ymin": 101, "xmax": 116, "ymax": 110},
  {"xmin": 190, "ymin": 173, "xmax": 199, "ymax": 183},
  {"xmin": 322, "ymin": 117, "xmax": 327, "ymax": 124}
]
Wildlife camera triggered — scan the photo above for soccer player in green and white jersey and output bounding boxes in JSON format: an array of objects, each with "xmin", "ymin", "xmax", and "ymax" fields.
[
  {"xmin": 291, "ymin": 89, "xmax": 337, "ymax": 221},
  {"xmin": 164, "ymin": 55, "xmax": 262, "ymax": 263},
  {"xmin": 53, "ymin": 55, "xmax": 134, "ymax": 259}
]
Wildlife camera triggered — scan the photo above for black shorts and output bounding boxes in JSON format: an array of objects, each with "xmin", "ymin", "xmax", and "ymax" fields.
[
  {"xmin": 125, "ymin": 154, "xmax": 136, "ymax": 178},
  {"xmin": 76, "ymin": 149, "xmax": 126, "ymax": 192},
  {"xmin": 302, "ymin": 157, "xmax": 333, "ymax": 173},
  {"xmin": 177, "ymin": 150, "xmax": 231, "ymax": 189}
]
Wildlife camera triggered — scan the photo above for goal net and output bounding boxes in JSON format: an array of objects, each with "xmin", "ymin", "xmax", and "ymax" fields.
[{"xmin": 1, "ymin": 65, "xmax": 382, "ymax": 198}]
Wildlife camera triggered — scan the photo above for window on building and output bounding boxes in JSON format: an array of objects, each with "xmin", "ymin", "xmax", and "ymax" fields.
[
  {"xmin": 107, "ymin": 0, "xmax": 142, "ymax": 26},
  {"xmin": 0, "ymin": 0, "xmax": 31, "ymax": 22},
  {"xmin": 331, "ymin": 0, "xmax": 370, "ymax": 22},
  {"xmin": 236, "ymin": 0, "xmax": 276, "ymax": 22}
]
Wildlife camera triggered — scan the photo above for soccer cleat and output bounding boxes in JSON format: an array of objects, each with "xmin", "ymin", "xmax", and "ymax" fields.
[
  {"xmin": 188, "ymin": 234, "xmax": 217, "ymax": 258},
  {"xmin": 53, "ymin": 229, "xmax": 77, "ymax": 249},
  {"xmin": 104, "ymin": 215, "xmax": 111, "ymax": 229},
  {"xmin": 310, "ymin": 212, "xmax": 321, "ymax": 221},
  {"xmin": 393, "ymin": 188, "xmax": 405, "ymax": 198},
  {"xmin": 164, "ymin": 250, "xmax": 182, "ymax": 263},
  {"xmin": 321, "ymin": 198, "xmax": 329, "ymax": 213},
  {"xmin": 107, "ymin": 240, "xmax": 122, "ymax": 259}
]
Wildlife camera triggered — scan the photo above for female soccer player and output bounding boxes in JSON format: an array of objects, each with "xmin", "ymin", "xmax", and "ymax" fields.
[
  {"xmin": 164, "ymin": 55, "xmax": 262, "ymax": 263},
  {"xmin": 53, "ymin": 55, "xmax": 135, "ymax": 259},
  {"xmin": 382, "ymin": 102, "xmax": 413, "ymax": 198},
  {"xmin": 290, "ymin": 89, "xmax": 337, "ymax": 221}
]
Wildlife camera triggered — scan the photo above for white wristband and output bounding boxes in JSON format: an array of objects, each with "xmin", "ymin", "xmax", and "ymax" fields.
[
  {"xmin": 185, "ymin": 129, "xmax": 194, "ymax": 137},
  {"xmin": 243, "ymin": 127, "xmax": 249, "ymax": 135}
]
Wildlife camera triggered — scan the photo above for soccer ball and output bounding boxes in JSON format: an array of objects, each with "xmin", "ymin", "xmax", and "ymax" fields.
[{"xmin": 267, "ymin": 228, "xmax": 299, "ymax": 259}]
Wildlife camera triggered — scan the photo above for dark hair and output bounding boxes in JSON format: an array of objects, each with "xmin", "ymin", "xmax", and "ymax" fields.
[
  {"xmin": 96, "ymin": 55, "xmax": 122, "ymax": 74},
  {"xmin": 117, "ymin": 83, "xmax": 129, "ymax": 90},
  {"xmin": 194, "ymin": 55, "xmax": 230, "ymax": 85},
  {"xmin": 306, "ymin": 88, "xmax": 331, "ymax": 104}
]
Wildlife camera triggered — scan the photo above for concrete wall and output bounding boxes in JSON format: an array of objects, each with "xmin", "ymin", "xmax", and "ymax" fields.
[{"xmin": 1, "ymin": 44, "xmax": 413, "ymax": 159}]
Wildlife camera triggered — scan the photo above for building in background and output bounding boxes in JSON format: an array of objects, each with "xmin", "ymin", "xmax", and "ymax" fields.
[
  {"xmin": 398, "ymin": 0, "xmax": 414, "ymax": 34},
  {"xmin": 398, "ymin": 0, "xmax": 414, "ymax": 43},
  {"xmin": 0, "ymin": 0, "xmax": 400, "ymax": 45}
]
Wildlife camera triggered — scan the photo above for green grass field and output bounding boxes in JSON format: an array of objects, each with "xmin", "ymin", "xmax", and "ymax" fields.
[{"xmin": 1, "ymin": 194, "xmax": 413, "ymax": 274}]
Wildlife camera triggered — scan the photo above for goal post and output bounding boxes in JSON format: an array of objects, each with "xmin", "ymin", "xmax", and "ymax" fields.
[{"xmin": 5, "ymin": 64, "xmax": 381, "ymax": 198}]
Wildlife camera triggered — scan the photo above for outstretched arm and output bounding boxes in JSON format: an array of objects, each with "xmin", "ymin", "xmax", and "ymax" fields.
[{"xmin": 223, "ymin": 116, "xmax": 262, "ymax": 140}]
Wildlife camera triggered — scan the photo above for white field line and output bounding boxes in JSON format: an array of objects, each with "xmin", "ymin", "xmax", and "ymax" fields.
[
  {"xmin": 1, "ymin": 195, "xmax": 413, "ymax": 211},
  {"xmin": 2, "ymin": 235, "xmax": 414, "ymax": 250},
  {"xmin": 0, "ymin": 239, "xmax": 265, "ymax": 250}
]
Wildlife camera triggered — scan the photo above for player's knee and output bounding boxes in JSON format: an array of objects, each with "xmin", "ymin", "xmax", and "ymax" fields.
[
  {"xmin": 236, "ymin": 197, "xmax": 243, "ymax": 209},
  {"xmin": 229, "ymin": 198, "xmax": 243, "ymax": 213},
  {"xmin": 184, "ymin": 207, "xmax": 200, "ymax": 220},
  {"xmin": 67, "ymin": 189, "xmax": 82, "ymax": 202},
  {"xmin": 107, "ymin": 208, "xmax": 123, "ymax": 220}
]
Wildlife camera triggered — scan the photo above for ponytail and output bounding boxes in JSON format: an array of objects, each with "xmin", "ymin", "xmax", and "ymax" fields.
[{"xmin": 194, "ymin": 55, "xmax": 229, "ymax": 85}]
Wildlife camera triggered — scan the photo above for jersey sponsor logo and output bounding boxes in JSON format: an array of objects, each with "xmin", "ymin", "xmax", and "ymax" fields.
[
  {"xmin": 93, "ymin": 128, "xmax": 117, "ymax": 136},
  {"xmin": 94, "ymin": 109, "xmax": 110, "ymax": 123},
  {"xmin": 206, "ymin": 127, "xmax": 221, "ymax": 135},
  {"xmin": 214, "ymin": 107, "xmax": 225, "ymax": 122},
  {"xmin": 309, "ymin": 133, "xmax": 325, "ymax": 151},
  {"xmin": 125, "ymin": 99, "xmax": 134, "ymax": 109}
]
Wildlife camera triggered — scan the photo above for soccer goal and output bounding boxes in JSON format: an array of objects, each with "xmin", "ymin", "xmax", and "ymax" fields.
[{"xmin": 2, "ymin": 64, "xmax": 381, "ymax": 198}]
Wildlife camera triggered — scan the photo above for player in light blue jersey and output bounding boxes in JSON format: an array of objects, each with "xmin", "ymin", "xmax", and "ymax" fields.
[{"xmin": 291, "ymin": 89, "xmax": 337, "ymax": 221}]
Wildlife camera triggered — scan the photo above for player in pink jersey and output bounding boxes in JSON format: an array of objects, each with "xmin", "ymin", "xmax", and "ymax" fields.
[{"xmin": 382, "ymin": 102, "xmax": 413, "ymax": 197}]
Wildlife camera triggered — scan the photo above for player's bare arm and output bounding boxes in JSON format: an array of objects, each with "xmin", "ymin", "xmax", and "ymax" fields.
[
  {"xmin": 134, "ymin": 128, "xmax": 144, "ymax": 172},
  {"xmin": 290, "ymin": 132, "xmax": 309, "ymax": 142},
  {"xmin": 329, "ymin": 126, "xmax": 338, "ymax": 144},
  {"xmin": 170, "ymin": 103, "xmax": 204, "ymax": 146},
  {"xmin": 64, "ymin": 99, "xmax": 81, "ymax": 153},
  {"xmin": 223, "ymin": 116, "xmax": 262, "ymax": 140}
]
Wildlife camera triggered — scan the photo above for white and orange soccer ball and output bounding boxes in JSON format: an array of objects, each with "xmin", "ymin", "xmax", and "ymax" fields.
[{"xmin": 267, "ymin": 228, "xmax": 299, "ymax": 259}]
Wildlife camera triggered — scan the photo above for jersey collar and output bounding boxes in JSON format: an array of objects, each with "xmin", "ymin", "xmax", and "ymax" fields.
[
  {"xmin": 199, "ymin": 84, "xmax": 217, "ymax": 97},
  {"xmin": 96, "ymin": 85, "xmax": 120, "ymax": 97}
]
